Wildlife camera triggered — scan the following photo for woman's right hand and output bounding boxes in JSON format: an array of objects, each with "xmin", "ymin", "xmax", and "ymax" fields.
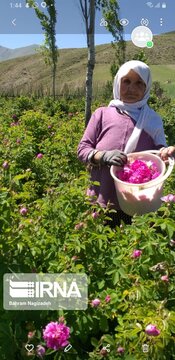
[{"xmin": 98, "ymin": 150, "xmax": 127, "ymax": 167}]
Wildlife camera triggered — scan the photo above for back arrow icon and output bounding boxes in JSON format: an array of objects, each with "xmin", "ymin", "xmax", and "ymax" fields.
[{"xmin": 12, "ymin": 18, "xmax": 16, "ymax": 26}]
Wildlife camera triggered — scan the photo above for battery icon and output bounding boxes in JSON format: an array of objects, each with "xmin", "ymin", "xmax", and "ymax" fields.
[
  {"xmin": 64, "ymin": 344, "xmax": 72, "ymax": 352},
  {"xmin": 162, "ymin": 2, "xmax": 166, "ymax": 8}
]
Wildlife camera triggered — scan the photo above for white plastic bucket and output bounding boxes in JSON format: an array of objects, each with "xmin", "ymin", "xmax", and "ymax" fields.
[{"xmin": 110, "ymin": 150, "xmax": 174, "ymax": 216}]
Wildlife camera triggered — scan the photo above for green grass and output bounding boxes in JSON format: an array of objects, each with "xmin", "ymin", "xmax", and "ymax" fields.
[{"xmin": 151, "ymin": 65, "xmax": 175, "ymax": 98}]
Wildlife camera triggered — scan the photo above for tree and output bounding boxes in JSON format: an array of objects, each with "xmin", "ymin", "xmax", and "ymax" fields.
[
  {"xmin": 102, "ymin": 0, "xmax": 126, "ymax": 79},
  {"xmin": 79, "ymin": 0, "xmax": 123, "ymax": 126},
  {"xmin": 78, "ymin": 0, "xmax": 96, "ymax": 126},
  {"xmin": 26, "ymin": 0, "xmax": 58, "ymax": 99}
]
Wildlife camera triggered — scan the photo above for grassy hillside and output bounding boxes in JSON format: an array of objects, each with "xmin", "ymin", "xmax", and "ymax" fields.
[{"xmin": 0, "ymin": 32, "xmax": 174, "ymax": 97}]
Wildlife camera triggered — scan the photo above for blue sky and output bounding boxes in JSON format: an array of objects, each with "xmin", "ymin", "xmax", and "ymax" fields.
[{"xmin": 0, "ymin": 0, "xmax": 174, "ymax": 49}]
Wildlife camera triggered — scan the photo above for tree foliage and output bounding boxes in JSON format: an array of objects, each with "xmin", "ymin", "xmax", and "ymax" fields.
[{"xmin": 26, "ymin": 0, "xmax": 58, "ymax": 99}]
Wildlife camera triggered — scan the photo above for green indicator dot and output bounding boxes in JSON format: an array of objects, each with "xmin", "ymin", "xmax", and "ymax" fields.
[{"xmin": 147, "ymin": 41, "xmax": 154, "ymax": 48}]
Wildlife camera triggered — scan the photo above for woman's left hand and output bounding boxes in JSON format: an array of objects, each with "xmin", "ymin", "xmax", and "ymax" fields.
[{"xmin": 159, "ymin": 146, "xmax": 175, "ymax": 161}]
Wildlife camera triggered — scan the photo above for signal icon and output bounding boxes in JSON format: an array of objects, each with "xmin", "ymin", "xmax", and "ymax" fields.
[{"xmin": 146, "ymin": 2, "xmax": 153, "ymax": 7}]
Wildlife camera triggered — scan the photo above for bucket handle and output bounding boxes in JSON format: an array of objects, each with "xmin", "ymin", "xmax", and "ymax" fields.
[{"xmin": 135, "ymin": 150, "xmax": 174, "ymax": 189}]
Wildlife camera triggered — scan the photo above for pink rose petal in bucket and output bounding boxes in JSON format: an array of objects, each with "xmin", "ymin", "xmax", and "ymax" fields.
[{"xmin": 110, "ymin": 151, "xmax": 174, "ymax": 216}]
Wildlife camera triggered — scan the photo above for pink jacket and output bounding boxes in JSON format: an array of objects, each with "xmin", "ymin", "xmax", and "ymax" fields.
[{"xmin": 78, "ymin": 107, "xmax": 165, "ymax": 209}]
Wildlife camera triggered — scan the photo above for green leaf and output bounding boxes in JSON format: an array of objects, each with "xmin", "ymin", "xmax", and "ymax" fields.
[
  {"xmin": 118, "ymin": 268, "xmax": 127, "ymax": 279},
  {"xmin": 17, "ymin": 242, "xmax": 24, "ymax": 252},
  {"xmin": 101, "ymin": 334, "xmax": 115, "ymax": 345},
  {"xmin": 113, "ymin": 271, "xmax": 120, "ymax": 285},
  {"xmin": 167, "ymin": 224, "xmax": 175, "ymax": 239},
  {"xmin": 91, "ymin": 337, "xmax": 99, "ymax": 347},
  {"xmin": 98, "ymin": 280, "xmax": 105, "ymax": 289},
  {"xmin": 99, "ymin": 316, "xmax": 109, "ymax": 332}
]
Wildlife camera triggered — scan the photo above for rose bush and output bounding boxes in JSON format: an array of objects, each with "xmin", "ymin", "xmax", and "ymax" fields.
[{"xmin": 0, "ymin": 96, "xmax": 175, "ymax": 360}]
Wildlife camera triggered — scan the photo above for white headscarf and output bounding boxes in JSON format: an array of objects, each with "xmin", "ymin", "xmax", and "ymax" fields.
[{"xmin": 108, "ymin": 60, "xmax": 167, "ymax": 153}]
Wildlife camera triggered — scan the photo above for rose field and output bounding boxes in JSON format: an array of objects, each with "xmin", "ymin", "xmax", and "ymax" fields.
[{"xmin": 0, "ymin": 94, "xmax": 175, "ymax": 360}]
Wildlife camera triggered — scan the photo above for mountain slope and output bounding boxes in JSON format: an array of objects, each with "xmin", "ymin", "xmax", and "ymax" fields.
[
  {"xmin": 0, "ymin": 45, "xmax": 39, "ymax": 62},
  {"xmin": 0, "ymin": 32, "xmax": 174, "ymax": 96}
]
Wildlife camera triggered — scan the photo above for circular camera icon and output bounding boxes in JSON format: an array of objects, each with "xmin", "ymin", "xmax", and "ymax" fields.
[{"xmin": 131, "ymin": 26, "xmax": 153, "ymax": 48}]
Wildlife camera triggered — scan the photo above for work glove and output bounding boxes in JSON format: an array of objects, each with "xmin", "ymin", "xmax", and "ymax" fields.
[{"xmin": 99, "ymin": 149, "xmax": 127, "ymax": 167}]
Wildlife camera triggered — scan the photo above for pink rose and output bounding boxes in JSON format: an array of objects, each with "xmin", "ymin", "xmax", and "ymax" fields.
[
  {"xmin": 117, "ymin": 346, "xmax": 125, "ymax": 353},
  {"xmin": 20, "ymin": 207, "xmax": 28, "ymax": 216},
  {"xmin": 71, "ymin": 256, "xmax": 78, "ymax": 261},
  {"xmin": 2, "ymin": 161, "xmax": 9, "ymax": 169},
  {"xmin": 36, "ymin": 345, "xmax": 45, "ymax": 358},
  {"xmin": 92, "ymin": 211, "xmax": 99, "ymax": 219},
  {"xmin": 131, "ymin": 249, "xmax": 142, "ymax": 258},
  {"xmin": 43, "ymin": 321, "xmax": 70, "ymax": 350},
  {"xmin": 145, "ymin": 324, "xmax": 160, "ymax": 336},
  {"xmin": 105, "ymin": 295, "xmax": 111, "ymax": 303},
  {"xmin": 161, "ymin": 194, "xmax": 175, "ymax": 203},
  {"xmin": 91, "ymin": 298, "xmax": 101, "ymax": 307},
  {"xmin": 74, "ymin": 222, "xmax": 84, "ymax": 230},
  {"xmin": 117, "ymin": 159, "xmax": 160, "ymax": 184},
  {"xmin": 11, "ymin": 122, "xmax": 19, "ymax": 126},
  {"xmin": 100, "ymin": 348, "xmax": 108, "ymax": 356},
  {"xmin": 28, "ymin": 331, "xmax": 35, "ymax": 338},
  {"xmin": 161, "ymin": 275, "xmax": 169, "ymax": 282},
  {"xmin": 36, "ymin": 153, "xmax": 43, "ymax": 159}
]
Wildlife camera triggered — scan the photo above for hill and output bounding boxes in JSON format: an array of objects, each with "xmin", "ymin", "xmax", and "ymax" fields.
[
  {"xmin": 0, "ymin": 45, "xmax": 39, "ymax": 62},
  {"xmin": 0, "ymin": 32, "xmax": 174, "ymax": 97}
]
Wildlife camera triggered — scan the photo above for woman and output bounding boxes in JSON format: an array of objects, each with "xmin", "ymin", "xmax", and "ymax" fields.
[{"xmin": 77, "ymin": 60, "xmax": 175, "ymax": 227}]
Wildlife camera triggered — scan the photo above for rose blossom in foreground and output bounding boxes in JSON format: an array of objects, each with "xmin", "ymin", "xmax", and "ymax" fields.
[
  {"xmin": 105, "ymin": 295, "xmax": 111, "ymax": 303},
  {"xmin": 100, "ymin": 348, "xmax": 108, "ymax": 356},
  {"xmin": 28, "ymin": 331, "xmax": 35, "ymax": 339},
  {"xmin": 131, "ymin": 249, "xmax": 142, "ymax": 258},
  {"xmin": 2, "ymin": 161, "xmax": 9, "ymax": 169},
  {"xmin": 74, "ymin": 222, "xmax": 84, "ymax": 230},
  {"xmin": 86, "ymin": 188, "xmax": 96, "ymax": 197},
  {"xmin": 20, "ymin": 207, "xmax": 28, "ymax": 216},
  {"xmin": 43, "ymin": 321, "xmax": 70, "ymax": 350},
  {"xmin": 145, "ymin": 324, "xmax": 160, "ymax": 336},
  {"xmin": 11, "ymin": 121, "xmax": 19, "ymax": 126},
  {"xmin": 36, "ymin": 345, "xmax": 46, "ymax": 358},
  {"xmin": 71, "ymin": 255, "xmax": 78, "ymax": 261},
  {"xmin": 91, "ymin": 298, "xmax": 101, "ymax": 307},
  {"xmin": 92, "ymin": 211, "xmax": 99, "ymax": 219},
  {"xmin": 36, "ymin": 153, "xmax": 43, "ymax": 159},
  {"xmin": 161, "ymin": 194, "xmax": 175, "ymax": 203},
  {"xmin": 161, "ymin": 275, "xmax": 169, "ymax": 282},
  {"xmin": 117, "ymin": 346, "xmax": 125, "ymax": 354}
]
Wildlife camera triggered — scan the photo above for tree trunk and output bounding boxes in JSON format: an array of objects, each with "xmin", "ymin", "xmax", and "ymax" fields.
[
  {"xmin": 85, "ymin": 0, "xmax": 95, "ymax": 127},
  {"xmin": 52, "ymin": 62, "xmax": 56, "ymax": 100}
]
